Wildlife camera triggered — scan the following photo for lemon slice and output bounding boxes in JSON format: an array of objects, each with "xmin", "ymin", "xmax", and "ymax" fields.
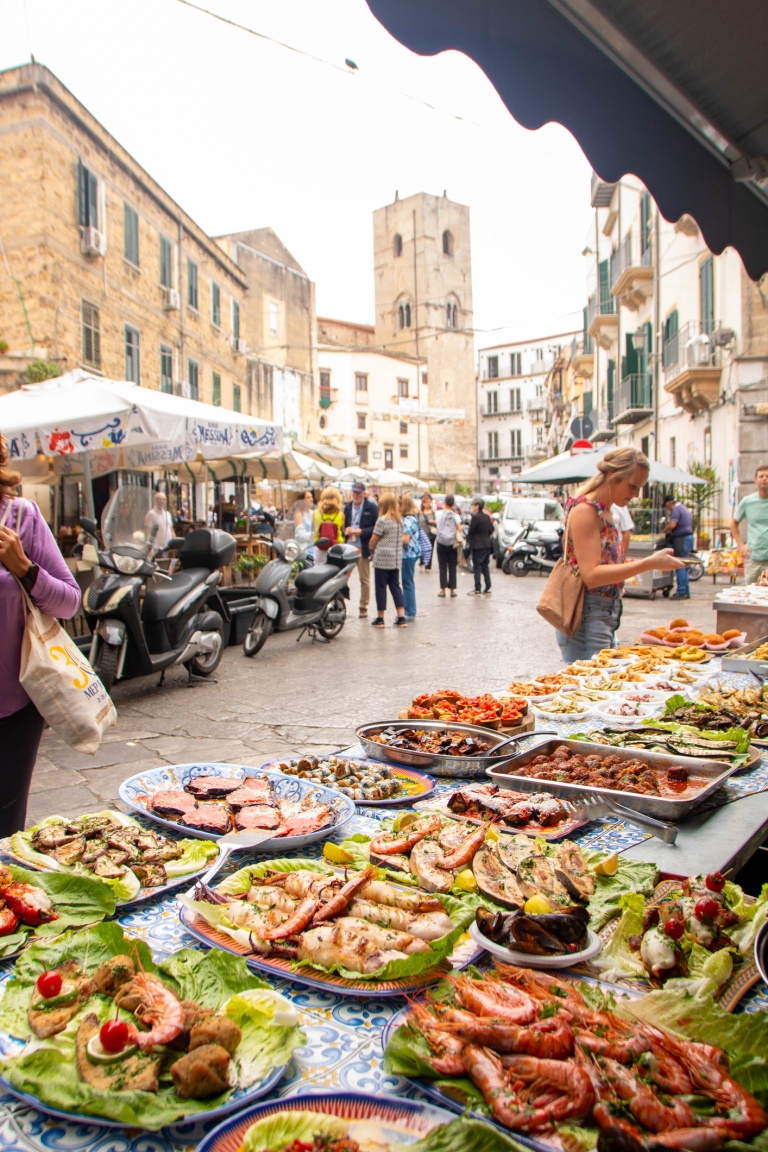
[
  {"xmin": 591, "ymin": 852, "xmax": 619, "ymax": 877},
  {"xmin": 455, "ymin": 869, "xmax": 477, "ymax": 892},
  {"xmin": 524, "ymin": 895, "xmax": 553, "ymax": 915},
  {"xmin": 486, "ymin": 824, "xmax": 501, "ymax": 843},
  {"xmin": 323, "ymin": 843, "xmax": 354, "ymax": 864},
  {"xmin": 393, "ymin": 812, "xmax": 419, "ymax": 832}
]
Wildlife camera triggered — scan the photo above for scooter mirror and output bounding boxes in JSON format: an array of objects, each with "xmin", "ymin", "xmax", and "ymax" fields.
[
  {"xmin": 80, "ymin": 516, "xmax": 98, "ymax": 536},
  {"xmin": 167, "ymin": 538, "xmax": 186, "ymax": 550}
]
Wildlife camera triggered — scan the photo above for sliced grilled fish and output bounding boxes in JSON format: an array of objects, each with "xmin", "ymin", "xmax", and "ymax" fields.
[
  {"xmin": 410, "ymin": 838, "xmax": 454, "ymax": 893},
  {"xmin": 472, "ymin": 843, "xmax": 524, "ymax": 909},
  {"xmin": 496, "ymin": 833, "xmax": 536, "ymax": 875},
  {"xmin": 553, "ymin": 842, "xmax": 595, "ymax": 903},
  {"xmin": 516, "ymin": 853, "xmax": 570, "ymax": 907}
]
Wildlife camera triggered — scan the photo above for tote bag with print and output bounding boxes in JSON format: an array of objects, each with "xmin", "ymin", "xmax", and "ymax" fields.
[{"xmin": 3, "ymin": 499, "xmax": 117, "ymax": 754}]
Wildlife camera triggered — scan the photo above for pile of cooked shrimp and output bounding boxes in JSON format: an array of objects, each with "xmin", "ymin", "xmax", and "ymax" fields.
[{"xmin": 403, "ymin": 964, "xmax": 766, "ymax": 1151}]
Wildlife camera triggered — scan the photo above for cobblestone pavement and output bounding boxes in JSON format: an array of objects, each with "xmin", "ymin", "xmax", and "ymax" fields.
[{"xmin": 28, "ymin": 562, "xmax": 726, "ymax": 825}]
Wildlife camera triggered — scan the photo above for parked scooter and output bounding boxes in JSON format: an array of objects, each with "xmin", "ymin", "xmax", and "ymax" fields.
[
  {"xmin": 81, "ymin": 487, "xmax": 234, "ymax": 691},
  {"xmin": 243, "ymin": 538, "xmax": 359, "ymax": 657},
  {"xmin": 502, "ymin": 521, "xmax": 564, "ymax": 576}
]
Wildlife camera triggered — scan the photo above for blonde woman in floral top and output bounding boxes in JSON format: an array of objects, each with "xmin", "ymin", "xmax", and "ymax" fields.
[
  {"xmin": 556, "ymin": 447, "xmax": 684, "ymax": 661},
  {"xmin": 369, "ymin": 492, "xmax": 407, "ymax": 628}
]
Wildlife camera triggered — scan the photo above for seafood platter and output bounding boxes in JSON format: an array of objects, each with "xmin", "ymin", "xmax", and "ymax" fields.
[
  {"xmin": 257, "ymin": 753, "xmax": 437, "ymax": 806},
  {"xmin": 118, "ymin": 762, "xmax": 355, "ymax": 846},
  {"xmin": 178, "ymin": 857, "xmax": 479, "ymax": 996},
  {"xmin": 0, "ymin": 862, "xmax": 116, "ymax": 960},
  {"xmin": 383, "ymin": 963, "xmax": 768, "ymax": 1151},
  {"xmin": 411, "ymin": 781, "xmax": 587, "ymax": 839},
  {"xmin": 356, "ymin": 720, "xmax": 536, "ymax": 778},
  {"xmin": 1, "ymin": 810, "xmax": 220, "ymax": 906}
]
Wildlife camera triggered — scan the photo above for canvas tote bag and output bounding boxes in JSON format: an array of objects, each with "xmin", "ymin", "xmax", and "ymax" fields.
[
  {"xmin": 2, "ymin": 499, "xmax": 117, "ymax": 754},
  {"xmin": 536, "ymin": 515, "xmax": 585, "ymax": 637}
]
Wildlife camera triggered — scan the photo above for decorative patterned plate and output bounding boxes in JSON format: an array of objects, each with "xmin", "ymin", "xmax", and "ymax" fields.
[
  {"xmin": 196, "ymin": 1091, "xmax": 458, "ymax": 1152},
  {"xmin": 571, "ymin": 878, "xmax": 761, "ymax": 1011},
  {"xmin": 118, "ymin": 762, "xmax": 355, "ymax": 848},
  {"xmin": 258, "ymin": 755, "xmax": 437, "ymax": 807}
]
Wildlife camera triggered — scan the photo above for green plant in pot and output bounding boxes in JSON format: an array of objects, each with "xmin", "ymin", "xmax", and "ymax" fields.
[{"xmin": 233, "ymin": 553, "xmax": 268, "ymax": 582}]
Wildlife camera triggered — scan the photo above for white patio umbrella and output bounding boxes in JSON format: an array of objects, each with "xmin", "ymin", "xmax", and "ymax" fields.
[
  {"xmin": 369, "ymin": 468, "xmax": 428, "ymax": 489},
  {"xmin": 336, "ymin": 466, "xmax": 376, "ymax": 484},
  {"xmin": 292, "ymin": 440, "xmax": 360, "ymax": 468},
  {"xmin": 177, "ymin": 449, "xmax": 338, "ymax": 484},
  {"xmin": 515, "ymin": 448, "xmax": 707, "ymax": 486}
]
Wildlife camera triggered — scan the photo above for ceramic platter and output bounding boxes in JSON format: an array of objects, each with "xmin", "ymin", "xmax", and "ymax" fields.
[
  {"xmin": 118, "ymin": 761, "xmax": 355, "ymax": 849},
  {"xmin": 468, "ymin": 922, "xmax": 602, "ymax": 968},
  {"xmin": 412, "ymin": 793, "xmax": 588, "ymax": 841},
  {"xmin": 0, "ymin": 960, "xmax": 289, "ymax": 1134},
  {"xmin": 196, "ymin": 1091, "xmax": 458, "ymax": 1152},
  {"xmin": 258, "ymin": 754, "xmax": 437, "ymax": 807}
]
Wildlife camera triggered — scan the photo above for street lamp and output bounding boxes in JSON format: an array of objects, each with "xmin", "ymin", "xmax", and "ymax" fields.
[{"xmin": 630, "ymin": 326, "xmax": 647, "ymax": 354}]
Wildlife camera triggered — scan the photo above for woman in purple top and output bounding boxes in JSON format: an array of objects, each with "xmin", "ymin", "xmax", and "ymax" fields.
[{"xmin": 0, "ymin": 434, "xmax": 81, "ymax": 834}]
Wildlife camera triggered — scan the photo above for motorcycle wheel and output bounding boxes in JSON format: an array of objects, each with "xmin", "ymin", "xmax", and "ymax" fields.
[
  {"xmin": 509, "ymin": 558, "xmax": 529, "ymax": 577},
  {"xmin": 94, "ymin": 641, "xmax": 119, "ymax": 693},
  {"xmin": 317, "ymin": 593, "xmax": 346, "ymax": 640},
  {"xmin": 243, "ymin": 611, "xmax": 273, "ymax": 657},
  {"xmin": 688, "ymin": 561, "xmax": 704, "ymax": 582},
  {"xmin": 188, "ymin": 624, "xmax": 225, "ymax": 676}
]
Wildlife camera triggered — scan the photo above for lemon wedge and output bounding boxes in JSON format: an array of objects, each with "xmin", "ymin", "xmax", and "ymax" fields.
[
  {"xmin": 524, "ymin": 895, "xmax": 553, "ymax": 915},
  {"xmin": 591, "ymin": 852, "xmax": 619, "ymax": 877},
  {"xmin": 486, "ymin": 824, "xmax": 501, "ymax": 843},
  {"xmin": 323, "ymin": 843, "xmax": 354, "ymax": 864},
  {"xmin": 455, "ymin": 869, "xmax": 478, "ymax": 892},
  {"xmin": 393, "ymin": 812, "xmax": 419, "ymax": 832}
]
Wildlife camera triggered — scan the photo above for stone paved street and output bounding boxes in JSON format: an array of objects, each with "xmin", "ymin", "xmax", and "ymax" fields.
[{"xmin": 29, "ymin": 563, "xmax": 725, "ymax": 825}]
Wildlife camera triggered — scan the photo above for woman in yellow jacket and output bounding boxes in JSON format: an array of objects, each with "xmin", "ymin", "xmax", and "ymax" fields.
[{"xmin": 312, "ymin": 486, "xmax": 345, "ymax": 565}]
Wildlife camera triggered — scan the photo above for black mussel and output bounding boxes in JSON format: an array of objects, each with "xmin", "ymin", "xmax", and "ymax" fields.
[
  {"xmin": 510, "ymin": 908, "xmax": 589, "ymax": 954},
  {"xmin": 510, "ymin": 915, "xmax": 569, "ymax": 954},
  {"xmin": 597, "ymin": 1128, "xmax": 645, "ymax": 1152},
  {"xmin": 527, "ymin": 908, "xmax": 589, "ymax": 943},
  {"xmin": 475, "ymin": 906, "xmax": 520, "ymax": 944}
]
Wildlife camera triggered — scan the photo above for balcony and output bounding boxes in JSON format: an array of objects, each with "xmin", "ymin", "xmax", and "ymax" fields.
[
  {"xmin": 591, "ymin": 172, "xmax": 617, "ymax": 209},
  {"xmin": 480, "ymin": 407, "xmax": 523, "ymax": 419},
  {"xmin": 526, "ymin": 443, "xmax": 548, "ymax": 463},
  {"xmin": 592, "ymin": 405, "xmax": 615, "ymax": 442},
  {"xmin": 526, "ymin": 398, "xmax": 548, "ymax": 422},
  {"xmin": 587, "ymin": 290, "xmax": 617, "ymax": 349},
  {"xmin": 664, "ymin": 320, "xmax": 723, "ymax": 414},
  {"xmin": 614, "ymin": 374, "xmax": 653, "ymax": 425},
  {"xmin": 479, "ymin": 450, "xmax": 525, "ymax": 465},
  {"xmin": 610, "ymin": 229, "xmax": 654, "ymax": 311},
  {"xmin": 570, "ymin": 334, "xmax": 594, "ymax": 377}
]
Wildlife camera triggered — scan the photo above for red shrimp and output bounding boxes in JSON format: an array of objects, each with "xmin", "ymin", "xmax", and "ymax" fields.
[
  {"xmin": 601, "ymin": 1057, "xmax": 697, "ymax": 1133},
  {"xmin": 369, "ymin": 815, "xmax": 442, "ymax": 856},
  {"xmin": 448, "ymin": 973, "xmax": 539, "ymax": 1024},
  {"xmin": 255, "ymin": 896, "xmax": 318, "ymax": 940},
  {"xmin": 437, "ymin": 1004, "xmax": 574, "ymax": 1058},
  {"xmin": 437, "ymin": 820, "xmax": 495, "ymax": 870},
  {"xmin": 312, "ymin": 866, "xmax": 376, "ymax": 923}
]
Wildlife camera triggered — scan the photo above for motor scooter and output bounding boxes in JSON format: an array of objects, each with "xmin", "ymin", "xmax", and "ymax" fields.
[
  {"xmin": 80, "ymin": 487, "xmax": 234, "ymax": 691},
  {"xmin": 502, "ymin": 521, "xmax": 564, "ymax": 576},
  {"xmin": 243, "ymin": 539, "xmax": 359, "ymax": 656}
]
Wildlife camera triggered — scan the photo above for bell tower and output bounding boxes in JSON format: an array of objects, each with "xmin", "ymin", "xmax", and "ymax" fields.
[{"xmin": 372, "ymin": 191, "xmax": 476, "ymax": 485}]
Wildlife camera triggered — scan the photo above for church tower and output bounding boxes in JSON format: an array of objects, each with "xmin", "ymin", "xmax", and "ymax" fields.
[{"xmin": 372, "ymin": 191, "xmax": 476, "ymax": 486}]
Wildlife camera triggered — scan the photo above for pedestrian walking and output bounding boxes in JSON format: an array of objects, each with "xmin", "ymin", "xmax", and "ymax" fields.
[
  {"xmin": 399, "ymin": 493, "xmax": 420, "ymax": 619},
  {"xmin": 543, "ymin": 447, "xmax": 684, "ymax": 661},
  {"xmin": 343, "ymin": 481, "xmax": 378, "ymax": 617},
  {"xmin": 731, "ymin": 465, "xmax": 768, "ymax": 585},
  {"xmin": 0, "ymin": 433, "xmax": 81, "ymax": 835},
  {"xmin": 312, "ymin": 486, "xmax": 344, "ymax": 565},
  {"xmin": 418, "ymin": 494, "xmax": 437, "ymax": 570},
  {"xmin": 435, "ymin": 494, "xmax": 462, "ymax": 598},
  {"xmin": 465, "ymin": 498, "xmax": 493, "ymax": 594},
  {"xmin": 369, "ymin": 491, "xmax": 407, "ymax": 627},
  {"xmin": 663, "ymin": 495, "xmax": 695, "ymax": 599}
]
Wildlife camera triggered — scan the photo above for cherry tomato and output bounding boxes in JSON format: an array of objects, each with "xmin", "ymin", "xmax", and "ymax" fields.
[
  {"xmin": 694, "ymin": 897, "xmax": 719, "ymax": 921},
  {"xmin": 705, "ymin": 872, "xmax": 726, "ymax": 893},
  {"xmin": 100, "ymin": 1019, "xmax": 129, "ymax": 1053},
  {"xmin": 36, "ymin": 970, "xmax": 62, "ymax": 999},
  {"xmin": 664, "ymin": 918, "xmax": 684, "ymax": 940}
]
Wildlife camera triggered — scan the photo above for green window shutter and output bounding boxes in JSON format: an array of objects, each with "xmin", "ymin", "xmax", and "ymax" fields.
[
  {"xmin": 124, "ymin": 204, "xmax": 139, "ymax": 265},
  {"xmin": 232, "ymin": 300, "xmax": 240, "ymax": 340},
  {"xmin": 664, "ymin": 309, "xmax": 679, "ymax": 342},
  {"xmin": 160, "ymin": 237, "xmax": 172, "ymax": 287},
  {"xmin": 640, "ymin": 191, "xmax": 652, "ymax": 261},
  {"xmin": 623, "ymin": 333, "xmax": 638, "ymax": 379},
  {"xmin": 700, "ymin": 256, "xmax": 714, "ymax": 334},
  {"xmin": 641, "ymin": 321, "xmax": 652, "ymax": 378},
  {"xmin": 212, "ymin": 373, "xmax": 221, "ymax": 406},
  {"xmin": 160, "ymin": 345, "xmax": 173, "ymax": 393},
  {"xmin": 233, "ymin": 384, "xmax": 241, "ymax": 412},
  {"xmin": 187, "ymin": 260, "xmax": 198, "ymax": 309},
  {"xmin": 77, "ymin": 160, "xmax": 87, "ymax": 226},
  {"xmin": 607, "ymin": 358, "xmax": 615, "ymax": 401},
  {"xmin": 598, "ymin": 259, "xmax": 612, "ymax": 312},
  {"xmin": 212, "ymin": 283, "xmax": 221, "ymax": 327}
]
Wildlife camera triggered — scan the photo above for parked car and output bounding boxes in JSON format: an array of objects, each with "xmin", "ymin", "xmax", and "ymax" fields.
[{"xmin": 494, "ymin": 495, "xmax": 564, "ymax": 567}]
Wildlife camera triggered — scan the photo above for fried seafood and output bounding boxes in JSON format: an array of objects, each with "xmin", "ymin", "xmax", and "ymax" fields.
[
  {"xmin": 370, "ymin": 726, "xmax": 491, "ymax": 756},
  {"xmin": 275, "ymin": 755, "xmax": 406, "ymax": 800}
]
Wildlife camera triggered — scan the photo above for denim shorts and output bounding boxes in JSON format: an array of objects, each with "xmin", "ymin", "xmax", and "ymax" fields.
[{"xmin": 556, "ymin": 592, "xmax": 622, "ymax": 663}]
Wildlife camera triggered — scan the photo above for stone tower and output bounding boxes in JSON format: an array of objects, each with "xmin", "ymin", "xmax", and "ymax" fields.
[{"xmin": 372, "ymin": 192, "xmax": 476, "ymax": 485}]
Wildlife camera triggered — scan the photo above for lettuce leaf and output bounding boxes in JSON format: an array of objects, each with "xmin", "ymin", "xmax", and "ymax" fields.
[
  {"xmin": 0, "ymin": 923, "xmax": 302, "ymax": 1128},
  {"xmin": 731, "ymin": 897, "xmax": 768, "ymax": 957},
  {"xmin": 384, "ymin": 1021, "xmax": 488, "ymax": 1113},
  {"xmin": 592, "ymin": 892, "xmax": 647, "ymax": 981},
  {"xmin": 242, "ymin": 1113, "xmax": 350, "ymax": 1152},
  {"xmin": 663, "ymin": 943, "xmax": 733, "ymax": 999},
  {"xmin": 581, "ymin": 850, "xmax": 659, "ymax": 931},
  {"xmin": 216, "ymin": 857, "xmax": 332, "ymax": 897},
  {"xmin": 336, "ymin": 833, "xmax": 420, "ymax": 886},
  {"xmin": 405, "ymin": 1117, "xmax": 527, "ymax": 1152},
  {"xmin": 164, "ymin": 838, "xmax": 218, "ymax": 877}
]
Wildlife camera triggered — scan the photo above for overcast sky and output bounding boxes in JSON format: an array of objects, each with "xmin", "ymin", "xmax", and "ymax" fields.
[{"xmin": 2, "ymin": 0, "xmax": 594, "ymax": 348}]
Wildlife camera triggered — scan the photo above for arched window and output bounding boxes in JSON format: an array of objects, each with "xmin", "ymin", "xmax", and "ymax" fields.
[
  {"xmin": 446, "ymin": 298, "xmax": 459, "ymax": 329},
  {"xmin": 397, "ymin": 300, "xmax": 412, "ymax": 329},
  {"xmin": 442, "ymin": 230, "xmax": 454, "ymax": 256},
  {"xmin": 393, "ymin": 233, "xmax": 403, "ymax": 257}
]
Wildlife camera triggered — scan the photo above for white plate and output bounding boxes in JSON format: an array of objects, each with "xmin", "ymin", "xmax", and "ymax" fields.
[
  {"xmin": 533, "ymin": 700, "xmax": 591, "ymax": 719},
  {"xmin": 469, "ymin": 922, "xmax": 602, "ymax": 968},
  {"xmin": 593, "ymin": 700, "xmax": 663, "ymax": 726}
]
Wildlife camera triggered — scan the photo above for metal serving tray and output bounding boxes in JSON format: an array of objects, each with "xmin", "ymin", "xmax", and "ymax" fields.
[
  {"xmin": 486, "ymin": 737, "xmax": 741, "ymax": 821},
  {"xmin": 720, "ymin": 634, "xmax": 768, "ymax": 674},
  {"xmin": 355, "ymin": 719, "xmax": 530, "ymax": 779}
]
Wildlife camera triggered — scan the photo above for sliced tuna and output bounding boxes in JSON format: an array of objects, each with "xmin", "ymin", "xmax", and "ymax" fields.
[
  {"xmin": 181, "ymin": 803, "xmax": 231, "ymax": 835},
  {"xmin": 185, "ymin": 776, "xmax": 244, "ymax": 799},
  {"xmin": 149, "ymin": 789, "xmax": 196, "ymax": 818}
]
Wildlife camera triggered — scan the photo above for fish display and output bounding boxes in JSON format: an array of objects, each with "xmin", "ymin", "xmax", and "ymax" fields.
[
  {"xmin": 7, "ymin": 811, "xmax": 217, "ymax": 902},
  {"xmin": 386, "ymin": 964, "xmax": 768, "ymax": 1148},
  {"xmin": 142, "ymin": 773, "xmax": 338, "ymax": 838}
]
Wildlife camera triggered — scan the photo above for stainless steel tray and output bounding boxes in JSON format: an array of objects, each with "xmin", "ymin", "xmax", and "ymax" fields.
[
  {"xmin": 355, "ymin": 719, "xmax": 527, "ymax": 779},
  {"xmin": 485, "ymin": 737, "xmax": 740, "ymax": 821},
  {"xmin": 720, "ymin": 635, "xmax": 768, "ymax": 674}
]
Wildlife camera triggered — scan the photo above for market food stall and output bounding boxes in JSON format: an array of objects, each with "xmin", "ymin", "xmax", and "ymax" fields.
[{"xmin": 1, "ymin": 632, "xmax": 767, "ymax": 1152}]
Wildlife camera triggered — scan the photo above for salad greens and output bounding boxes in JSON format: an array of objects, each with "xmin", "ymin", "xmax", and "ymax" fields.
[
  {"xmin": 241, "ymin": 1113, "xmax": 525, "ymax": 1152},
  {"xmin": 580, "ymin": 850, "xmax": 659, "ymax": 930},
  {"xmin": 0, "ymin": 923, "xmax": 304, "ymax": 1128},
  {"xmin": 0, "ymin": 864, "xmax": 115, "ymax": 958},
  {"xmin": 8, "ymin": 811, "xmax": 217, "ymax": 901}
]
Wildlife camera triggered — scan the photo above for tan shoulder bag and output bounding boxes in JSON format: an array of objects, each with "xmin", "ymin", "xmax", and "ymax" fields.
[{"xmin": 536, "ymin": 514, "xmax": 585, "ymax": 637}]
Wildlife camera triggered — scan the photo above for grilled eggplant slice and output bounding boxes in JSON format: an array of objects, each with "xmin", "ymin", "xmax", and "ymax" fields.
[{"xmin": 472, "ymin": 843, "xmax": 524, "ymax": 909}]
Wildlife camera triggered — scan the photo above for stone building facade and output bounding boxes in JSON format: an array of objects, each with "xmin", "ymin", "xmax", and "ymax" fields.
[
  {"xmin": 0, "ymin": 62, "xmax": 247, "ymax": 410},
  {"xmin": 372, "ymin": 192, "xmax": 476, "ymax": 486},
  {"xmin": 214, "ymin": 228, "xmax": 317, "ymax": 441}
]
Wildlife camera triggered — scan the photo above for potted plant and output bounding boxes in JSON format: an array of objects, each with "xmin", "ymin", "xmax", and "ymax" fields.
[{"xmin": 232, "ymin": 552, "xmax": 268, "ymax": 585}]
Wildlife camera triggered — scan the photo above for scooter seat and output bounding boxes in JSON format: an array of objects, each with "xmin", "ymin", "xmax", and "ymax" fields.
[
  {"xmin": 142, "ymin": 568, "xmax": 208, "ymax": 621},
  {"xmin": 294, "ymin": 564, "xmax": 337, "ymax": 594}
]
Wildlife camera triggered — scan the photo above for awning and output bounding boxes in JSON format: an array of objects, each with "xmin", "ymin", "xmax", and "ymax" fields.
[
  {"xmin": 365, "ymin": 0, "xmax": 768, "ymax": 279},
  {"xmin": 515, "ymin": 448, "xmax": 707, "ymax": 485}
]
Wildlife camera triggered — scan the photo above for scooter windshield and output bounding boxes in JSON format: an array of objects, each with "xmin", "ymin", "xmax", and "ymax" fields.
[{"xmin": 101, "ymin": 486, "xmax": 154, "ymax": 552}]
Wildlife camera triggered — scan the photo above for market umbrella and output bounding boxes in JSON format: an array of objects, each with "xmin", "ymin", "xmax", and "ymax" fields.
[
  {"xmin": 336, "ymin": 466, "xmax": 376, "ymax": 483},
  {"xmin": 369, "ymin": 468, "xmax": 428, "ymax": 489},
  {"xmin": 179, "ymin": 449, "xmax": 338, "ymax": 483},
  {"xmin": 292, "ymin": 440, "xmax": 360, "ymax": 468},
  {"xmin": 515, "ymin": 449, "xmax": 707, "ymax": 486}
]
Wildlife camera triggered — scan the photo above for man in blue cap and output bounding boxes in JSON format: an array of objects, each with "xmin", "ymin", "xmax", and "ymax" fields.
[
  {"xmin": 664, "ymin": 495, "xmax": 694, "ymax": 599},
  {"xmin": 343, "ymin": 481, "xmax": 378, "ymax": 617}
]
